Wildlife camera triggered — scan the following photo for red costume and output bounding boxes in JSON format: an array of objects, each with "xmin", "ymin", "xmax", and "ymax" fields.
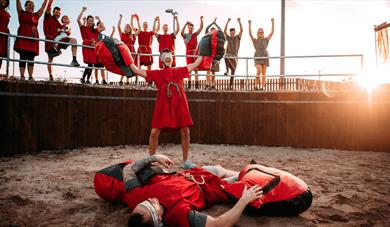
[
  {"xmin": 43, "ymin": 13, "xmax": 69, "ymax": 53},
  {"xmin": 95, "ymin": 36, "xmax": 134, "ymax": 77},
  {"xmin": 157, "ymin": 33, "xmax": 176, "ymax": 68},
  {"xmin": 123, "ymin": 167, "xmax": 229, "ymax": 227},
  {"xmin": 120, "ymin": 32, "xmax": 137, "ymax": 66},
  {"xmin": 13, "ymin": 11, "xmax": 40, "ymax": 56},
  {"xmin": 224, "ymin": 164, "xmax": 312, "ymax": 216},
  {"xmin": 0, "ymin": 8, "xmax": 10, "ymax": 58},
  {"xmin": 137, "ymin": 31, "xmax": 153, "ymax": 66},
  {"xmin": 146, "ymin": 67, "xmax": 193, "ymax": 130},
  {"xmin": 184, "ymin": 33, "xmax": 198, "ymax": 64},
  {"xmin": 80, "ymin": 25, "xmax": 99, "ymax": 64}
]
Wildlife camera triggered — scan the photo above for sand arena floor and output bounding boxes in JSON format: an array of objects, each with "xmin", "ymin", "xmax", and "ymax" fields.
[{"xmin": 1, "ymin": 144, "xmax": 389, "ymax": 226}]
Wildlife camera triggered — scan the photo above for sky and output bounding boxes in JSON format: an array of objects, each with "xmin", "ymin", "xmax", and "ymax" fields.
[{"xmin": 1, "ymin": 0, "xmax": 390, "ymax": 82}]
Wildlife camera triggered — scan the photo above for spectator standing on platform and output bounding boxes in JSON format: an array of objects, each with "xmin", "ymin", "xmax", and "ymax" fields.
[
  {"xmin": 154, "ymin": 15, "xmax": 180, "ymax": 69},
  {"xmin": 224, "ymin": 18, "xmax": 242, "ymax": 89},
  {"xmin": 117, "ymin": 14, "xmax": 138, "ymax": 85},
  {"xmin": 78, "ymin": 7, "xmax": 101, "ymax": 84},
  {"xmin": 44, "ymin": 0, "xmax": 79, "ymax": 81},
  {"xmin": 93, "ymin": 17, "xmax": 108, "ymax": 85},
  {"xmin": 14, "ymin": 0, "xmax": 48, "ymax": 80},
  {"xmin": 0, "ymin": 0, "xmax": 10, "ymax": 71},
  {"xmin": 181, "ymin": 16, "xmax": 203, "ymax": 90},
  {"xmin": 136, "ymin": 15, "xmax": 158, "ymax": 70},
  {"xmin": 204, "ymin": 17, "xmax": 222, "ymax": 90},
  {"xmin": 248, "ymin": 18, "xmax": 274, "ymax": 90}
]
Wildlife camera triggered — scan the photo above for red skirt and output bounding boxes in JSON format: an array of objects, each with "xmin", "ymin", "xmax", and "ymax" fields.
[
  {"xmin": 0, "ymin": 30, "xmax": 9, "ymax": 57},
  {"xmin": 82, "ymin": 40, "xmax": 96, "ymax": 64},
  {"xmin": 137, "ymin": 45, "xmax": 153, "ymax": 66}
]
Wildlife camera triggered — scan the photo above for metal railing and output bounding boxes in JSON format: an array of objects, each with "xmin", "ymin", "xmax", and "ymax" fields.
[{"xmin": 0, "ymin": 32, "xmax": 364, "ymax": 90}]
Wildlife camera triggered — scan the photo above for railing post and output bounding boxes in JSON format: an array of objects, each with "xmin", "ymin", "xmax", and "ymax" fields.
[
  {"xmin": 245, "ymin": 57, "xmax": 249, "ymax": 91},
  {"xmin": 12, "ymin": 37, "xmax": 15, "ymax": 77},
  {"xmin": 5, "ymin": 33, "xmax": 10, "ymax": 77}
]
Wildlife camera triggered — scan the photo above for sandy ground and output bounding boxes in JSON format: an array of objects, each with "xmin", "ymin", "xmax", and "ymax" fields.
[{"xmin": 1, "ymin": 144, "xmax": 389, "ymax": 227}]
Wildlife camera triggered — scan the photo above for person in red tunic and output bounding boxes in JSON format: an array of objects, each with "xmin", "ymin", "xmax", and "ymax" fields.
[
  {"xmin": 77, "ymin": 7, "xmax": 103, "ymax": 84},
  {"xmin": 14, "ymin": 0, "xmax": 48, "ymax": 80},
  {"xmin": 181, "ymin": 16, "xmax": 204, "ymax": 89},
  {"xmin": 122, "ymin": 154, "xmax": 263, "ymax": 227},
  {"xmin": 43, "ymin": 0, "xmax": 79, "ymax": 81},
  {"xmin": 0, "ymin": 0, "xmax": 10, "ymax": 71},
  {"xmin": 117, "ymin": 14, "xmax": 138, "ymax": 85},
  {"xmin": 154, "ymin": 16, "xmax": 180, "ymax": 69},
  {"xmin": 129, "ymin": 49, "xmax": 202, "ymax": 167},
  {"xmin": 135, "ymin": 16, "xmax": 158, "ymax": 71}
]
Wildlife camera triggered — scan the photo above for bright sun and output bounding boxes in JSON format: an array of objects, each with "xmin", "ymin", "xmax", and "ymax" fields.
[{"xmin": 356, "ymin": 64, "xmax": 390, "ymax": 91}]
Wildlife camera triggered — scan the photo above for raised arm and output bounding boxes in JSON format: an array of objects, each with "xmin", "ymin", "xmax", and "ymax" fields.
[
  {"xmin": 181, "ymin": 22, "xmax": 188, "ymax": 38},
  {"xmin": 194, "ymin": 16, "xmax": 204, "ymax": 36},
  {"xmin": 110, "ymin": 26, "xmax": 115, "ymax": 38},
  {"xmin": 174, "ymin": 16, "xmax": 180, "ymax": 36},
  {"xmin": 205, "ymin": 17, "xmax": 218, "ymax": 33},
  {"xmin": 16, "ymin": 0, "xmax": 22, "ymax": 14},
  {"xmin": 153, "ymin": 16, "xmax": 160, "ymax": 33},
  {"xmin": 45, "ymin": 0, "xmax": 53, "ymax": 15},
  {"xmin": 187, "ymin": 56, "xmax": 203, "ymax": 72},
  {"xmin": 77, "ymin": 7, "xmax": 87, "ymax": 27},
  {"xmin": 130, "ymin": 64, "xmax": 147, "ymax": 78},
  {"xmin": 266, "ymin": 18, "xmax": 275, "ymax": 40},
  {"xmin": 224, "ymin": 18, "xmax": 231, "ymax": 37},
  {"xmin": 205, "ymin": 185, "xmax": 263, "ymax": 227},
  {"xmin": 238, "ymin": 18, "xmax": 243, "ymax": 38},
  {"xmin": 37, "ymin": 0, "xmax": 48, "ymax": 17},
  {"xmin": 117, "ymin": 14, "xmax": 123, "ymax": 35},
  {"xmin": 133, "ymin": 14, "xmax": 141, "ymax": 36},
  {"xmin": 95, "ymin": 17, "xmax": 106, "ymax": 33},
  {"xmin": 248, "ymin": 20, "xmax": 255, "ymax": 42}
]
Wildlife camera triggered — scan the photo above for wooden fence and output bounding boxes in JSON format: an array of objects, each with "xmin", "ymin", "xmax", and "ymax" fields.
[
  {"xmin": 114, "ymin": 78, "xmax": 340, "ymax": 92},
  {"xmin": 1, "ymin": 80, "xmax": 390, "ymax": 155}
]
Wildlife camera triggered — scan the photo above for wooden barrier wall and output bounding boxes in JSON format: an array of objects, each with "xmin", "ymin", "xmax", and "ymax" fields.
[{"xmin": 1, "ymin": 80, "xmax": 390, "ymax": 155}]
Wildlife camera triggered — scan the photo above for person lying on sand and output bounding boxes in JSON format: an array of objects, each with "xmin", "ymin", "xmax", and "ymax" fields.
[{"xmin": 94, "ymin": 155, "xmax": 312, "ymax": 227}]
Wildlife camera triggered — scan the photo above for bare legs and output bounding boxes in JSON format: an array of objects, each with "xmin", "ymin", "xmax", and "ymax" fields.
[
  {"xmin": 255, "ymin": 64, "xmax": 267, "ymax": 90},
  {"xmin": 149, "ymin": 127, "xmax": 190, "ymax": 162}
]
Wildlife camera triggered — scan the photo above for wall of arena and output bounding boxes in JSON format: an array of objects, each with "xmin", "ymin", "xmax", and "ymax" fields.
[{"xmin": 1, "ymin": 80, "xmax": 389, "ymax": 155}]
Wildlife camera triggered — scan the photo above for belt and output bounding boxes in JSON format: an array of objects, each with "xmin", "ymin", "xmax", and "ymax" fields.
[{"xmin": 166, "ymin": 82, "xmax": 182, "ymax": 98}]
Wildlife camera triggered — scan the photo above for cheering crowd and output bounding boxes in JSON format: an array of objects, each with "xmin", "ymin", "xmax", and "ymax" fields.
[{"xmin": 0, "ymin": 0, "xmax": 274, "ymax": 90}]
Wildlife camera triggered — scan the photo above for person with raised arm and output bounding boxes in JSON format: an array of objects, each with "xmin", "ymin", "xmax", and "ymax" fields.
[
  {"xmin": 181, "ymin": 16, "xmax": 203, "ymax": 90},
  {"xmin": 78, "ymin": 7, "xmax": 103, "ymax": 84},
  {"xmin": 14, "ymin": 0, "xmax": 48, "ymax": 80},
  {"xmin": 248, "ymin": 18, "xmax": 274, "ymax": 91},
  {"xmin": 43, "ymin": 0, "xmax": 79, "ymax": 81},
  {"xmin": 224, "ymin": 18, "xmax": 243, "ymax": 89},
  {"xmin": 154, "ymin": 15, "xmax": 180, "ymax": 69},
  {"xmin": 0, "ymin": 0, "xmax": 10, "ymax": 71}
]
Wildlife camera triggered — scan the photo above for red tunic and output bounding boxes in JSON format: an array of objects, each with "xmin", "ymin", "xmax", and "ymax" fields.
[
  {"xmin": 43, "ymin": 13, "xmax": 70, "ymax": 52},
  {"xmin": 0, "ymin": 8, "xmax": 10, "ymax": 57},
  {"xmin": 120, "ymin": 32, "xmax": 137, "ymax": 66},
  {"xmin": 158, "ymin": 33, "xmax": 176, "ymax": 68},
  {"xmin": 146, "ymin": 67, "xmax": 193, "ymax": 130},
  {"xmin": 123, "ymin": 167, "xmax": 229, "ymax": 227},
  {"xmin": 80, "ymin": 25, "xmax": 99, "ymax": 64},
  {"xmin": 137, "ymin": 31, "xmax": 153, "ymax": 66},
  {"xmin": 184, "ymin": 33, "xmax": 198, "ymax": 64},
  {"xmin": 13, "ymin": 11, "xmax": 40, "ymax": 56}
]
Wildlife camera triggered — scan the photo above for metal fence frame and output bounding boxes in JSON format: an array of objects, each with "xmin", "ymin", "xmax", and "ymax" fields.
[{"xmin": 0, "ymin": 32, "xmax": 364, "ymax": 89}]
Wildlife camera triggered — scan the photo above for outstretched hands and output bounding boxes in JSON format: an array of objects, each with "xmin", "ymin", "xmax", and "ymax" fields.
[
  {"xmin": 241, "ymin": 185, "xmax": 263, "ymax": 204},
  {"xmin": 154, "ymin": 154, "xmax": 174, "ymax": 168}
]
